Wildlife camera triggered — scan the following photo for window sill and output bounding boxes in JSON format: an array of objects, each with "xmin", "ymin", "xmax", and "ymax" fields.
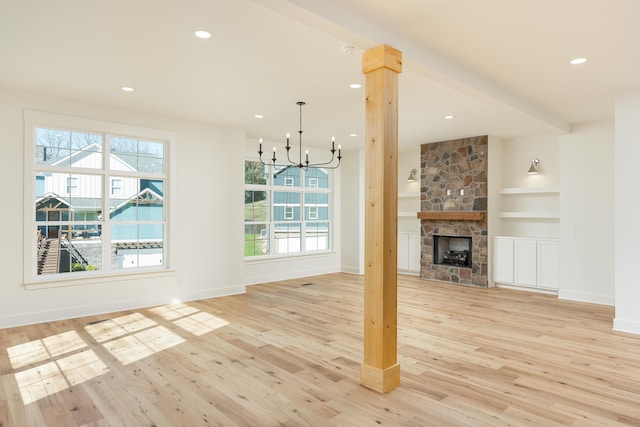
[{"xmin": 24, "ymin": 269, "xmax": 176, "ymax": 290}]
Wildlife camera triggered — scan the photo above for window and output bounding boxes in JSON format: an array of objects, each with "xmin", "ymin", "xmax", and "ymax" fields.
[
  {"xmin": 284, "ymin": 206, "xmax": 294, "ymax": 220},
  {"xmin": 111, "ymin": 178, "xmax": 122, "ymax": 195},
  {"xmin": 66, "ymin": 177, "xmax": 78, "ymax": 194},
  {"xmin": 244, "ymin": 160, "xmax": 331, "ymax": 257},
  {"xmin": 25, "ymin": 111, "xmax": 173, "ymax": 282},
  {"xmin": 308, "ymin": 206, "xmax": 318, "ymax": 220}
]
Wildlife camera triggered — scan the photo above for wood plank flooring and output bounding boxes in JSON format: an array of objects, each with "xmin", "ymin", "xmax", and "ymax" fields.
[{"xmin": 1, "ymin": 273, "xmax": 639, "ymax": 426}]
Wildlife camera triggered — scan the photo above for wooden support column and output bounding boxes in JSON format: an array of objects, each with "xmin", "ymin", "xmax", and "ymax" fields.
[{"xmin": 360, "ymin": 44, "xmax": 402, "ymax": 393}]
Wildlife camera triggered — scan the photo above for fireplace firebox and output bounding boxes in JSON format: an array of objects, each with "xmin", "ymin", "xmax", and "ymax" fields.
[{"xmin": 433, "ymin": 235, "xmax": 472, "ymax": 268}]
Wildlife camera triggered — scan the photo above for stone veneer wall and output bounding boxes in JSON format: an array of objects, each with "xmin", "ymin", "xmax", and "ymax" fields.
[{"xmin": 420, "ymin": 135, "xmax": 488, "ymax": 286}]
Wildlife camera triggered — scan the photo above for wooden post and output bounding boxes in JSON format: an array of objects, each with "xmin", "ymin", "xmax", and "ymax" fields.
[{"xmin": 360, "ymin": 44, "xmax": 402, "ymax": 393}]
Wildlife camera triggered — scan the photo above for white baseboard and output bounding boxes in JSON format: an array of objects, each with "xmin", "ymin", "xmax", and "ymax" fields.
[
  {"xmin": 558, "ymin": 289, "xmax": 614, "ymax": 306},
  {"xmin": 613, "ymin": 318, "xmax": 640, "ymax": 335},
  {"xmin": 341, "ymin": 265, "xmax": 363, "ymax": 275},
  {"xmin": 244, "ymin": 266, "xmax": 341, "ymax": 285},
  {"xmin": 398, "ymin": 269, "xmax": 420, "ymax": 276},
  {"xmin": 0, "ymin": 285, "xmax": 246, "ymax": 329},
  {"xmin": 496, "ymin": 283, "xmax": 558, "ymax": 295}
]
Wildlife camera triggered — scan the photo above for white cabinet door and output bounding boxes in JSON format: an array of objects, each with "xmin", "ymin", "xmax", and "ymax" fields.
[
  {"xmin": 514, "ymin": 239, "xmax": 537, "ymax": 286},
  {"xmin": 408, "ymin": 232, "xmax": 421, "ymax": 272},
  {"xmin": 397, "ymin": 232, "xmax": 409, "ymax": 271},
  {"xmin": 493, "ymin": 238, "xmax": 514, "ymax": 284},
  {"xmin": 537, "ymin": 240, "xmax": 559, "ymax": 289}
]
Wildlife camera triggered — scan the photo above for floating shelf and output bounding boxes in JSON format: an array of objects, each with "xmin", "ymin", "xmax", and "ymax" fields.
[
  {"xmin": 498, "ymin": 187, "xmax": 560, "ymax": 195},
  {"xmin": 417, "ymin": 211, "xmax": 485, "ymax": 221},
  {"xmin": 499, "ymin": 212, "xmax": 560, "ymax": 219},
  {"xmin": 398, "ymin": 192, "xmax": 420, "ymax": 198}
]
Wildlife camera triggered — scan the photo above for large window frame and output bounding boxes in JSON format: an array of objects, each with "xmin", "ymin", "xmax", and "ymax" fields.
[
  {"xmin": 24, "ymin": 110, "xmax": 176, "ymax": 286},
  {"xmin": 244, "ymin": 160, "xmax": 332, "ymax": 259}
]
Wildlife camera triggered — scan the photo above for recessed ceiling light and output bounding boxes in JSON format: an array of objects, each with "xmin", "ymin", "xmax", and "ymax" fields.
[
  {"xmin": 444, "ymin": 115, "xmax": 455, "ymax": 120},
  {"xmin": 349, "ymin": 83, "xmax": 361, "ymax": 89},
  {"xmin": 254, "ymin": 114, "xmax": 264, "ymax": 119},
  {"xmin": 570, "ymin": 57, "xmax": 587, "ymax": 65},
  {"xmin": 349, "ymin": 133, "xmax": 357, "ymax": 137},
  {"xmin": 120, "ymin": 86, "xmax": 134, "ymax": 92},
  {"xmin": 194, "ymin": 30, "xmax": 212, "ymax": 39}
]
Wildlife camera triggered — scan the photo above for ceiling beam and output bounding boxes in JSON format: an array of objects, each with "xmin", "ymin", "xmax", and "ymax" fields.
[{"xmin": 279, "ymin": 0, "xmax": 570, "ymax": 133}]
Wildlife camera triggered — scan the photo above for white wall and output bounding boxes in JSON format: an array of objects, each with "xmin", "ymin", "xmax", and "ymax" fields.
[
  {"xmin": 501, "ymin": 134, "xmax": 560, "ymax": 189},
  {"xmin": 559, "ymin": 119, "xmax": 615, "ymax": 306},
  {"xmin": 0, "ymin": 87, "xmax": 247, "ymax": 328},
  {"xmin": 614, "ymin": 90, "xmax": 640, "ymax": 334},
  {"xmin": 339, "ymin": 149, "xmax": 365, "ymax": 274}
]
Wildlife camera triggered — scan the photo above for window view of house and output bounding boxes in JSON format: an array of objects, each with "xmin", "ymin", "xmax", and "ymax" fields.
[
  {"xmin": 244, "ymin": 160, "xmax": 331, "ymax": 257},
  {"xmin": 33, "ymin": 127, "xmax": 167, "ymax": 276}
]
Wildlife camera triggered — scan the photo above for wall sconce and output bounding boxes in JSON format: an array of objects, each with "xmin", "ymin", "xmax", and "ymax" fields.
[
  {"xmin": 528, "ymin": 158, "xmax": 540, "ymax": 175},
  {"xmin": 407, "ymin": 168, "xmax": 417, "ymax": 182}
]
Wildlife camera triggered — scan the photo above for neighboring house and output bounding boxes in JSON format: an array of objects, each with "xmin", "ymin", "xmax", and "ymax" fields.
[
  {"xmin": 36, "ymin": 144, "xmax": 164, "ymax": 273},
  {"xmin": 271, "ymin": 166, "xmax": 330, "ymax": 253}
]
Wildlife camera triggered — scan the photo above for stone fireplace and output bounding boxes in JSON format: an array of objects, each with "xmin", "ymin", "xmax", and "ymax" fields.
[{"xmin": 419, "ymin": 136, "xmax": 488, "ymax": 286}]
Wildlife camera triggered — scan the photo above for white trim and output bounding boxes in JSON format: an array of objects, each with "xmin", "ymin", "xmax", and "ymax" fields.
[
  {"xmin": 613, "ymin": 318, "xmax": 640, "ymax": 335},
  {"xmin": 341, "ymin": 265, "xmax": 363, "ymax": 275},
  {"xmin": 558, "ymin": 289, "xmax": 615, "ymax": 306},
  {"xmin": 496, "ymin": 283, "xmax": 558, "ymax": 295}
]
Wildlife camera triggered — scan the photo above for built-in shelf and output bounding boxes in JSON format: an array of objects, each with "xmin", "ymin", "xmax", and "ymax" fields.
[
  {"xmin": 398, "ymin": 192, "xmax": 420, "ymax": 198},
  {"xmin": 498, "ymin": 187, "xmax": 560, "ymax": 195},
  {"xmin": 499, "ymin": 212, "xmax": 560, "ymax": 219},
  {"xmin": 417, "ymin": 211, "xmax": 485, "ymax": 221}
]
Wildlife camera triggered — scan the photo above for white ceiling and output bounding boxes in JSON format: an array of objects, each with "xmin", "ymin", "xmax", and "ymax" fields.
[{"xmin": 1, "ymin": 0, "xmax": 638, "ymax": 152}]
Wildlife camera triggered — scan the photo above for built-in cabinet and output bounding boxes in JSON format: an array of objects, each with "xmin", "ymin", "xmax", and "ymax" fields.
[
  {"xmin": 397, "ymin": 191, "xmax": 421, "ymax": 274},
  {"xmin": 398, "ymin": 232, "xmax": 420, "ymax": 274},
  {"xmin": 493, "ymin": 236, "xmax": 559, "ymax": 290},
  {"xmin": 493, "ymin": 185, "xmax": 560, "ymax": 292}
]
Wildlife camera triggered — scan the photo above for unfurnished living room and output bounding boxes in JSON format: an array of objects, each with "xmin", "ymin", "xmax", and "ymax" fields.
[{"xmin": 1, "ymin": 1, "xmax": 640, "ymax": 426}]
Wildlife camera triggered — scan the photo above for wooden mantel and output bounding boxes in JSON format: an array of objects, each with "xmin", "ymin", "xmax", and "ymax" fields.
[{"xmin": 417, "ymin": 211, "xmax": 485, "ymax": 221}]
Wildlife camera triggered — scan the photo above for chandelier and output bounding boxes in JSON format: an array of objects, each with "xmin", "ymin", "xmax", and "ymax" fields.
[{"xmin": 258, "ymin": 101, "xmax": 342, "ymax": 169}]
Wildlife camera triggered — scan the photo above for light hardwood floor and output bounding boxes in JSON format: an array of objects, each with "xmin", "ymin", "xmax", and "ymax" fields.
[{"xmin": 1, "ymin": 273, "xmax": 639, "ymax": 426}]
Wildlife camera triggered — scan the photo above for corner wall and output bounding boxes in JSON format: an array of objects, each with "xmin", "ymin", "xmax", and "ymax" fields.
[
  {"xmin": 559, "ymin": 119, "xmax": 615, "ymax": 306},
  {"xmin": 614, "ymin": 91, "xmax": 640, "ymax": 334}
]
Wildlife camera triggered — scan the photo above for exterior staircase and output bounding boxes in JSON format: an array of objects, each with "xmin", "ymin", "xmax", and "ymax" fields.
[{"xmin": 37, "ymin": 237, "xmax": 60, "ymax": 274}]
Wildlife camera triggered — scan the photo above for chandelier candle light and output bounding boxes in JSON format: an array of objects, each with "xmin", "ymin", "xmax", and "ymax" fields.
[{"xmin": 258, "ymin": 101, "xmax": 342, "ymax": 169}]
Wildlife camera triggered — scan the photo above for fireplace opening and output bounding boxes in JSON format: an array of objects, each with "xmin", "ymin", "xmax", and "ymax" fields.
[{"xmin": 433, "ymin": 235, "xmax": 472, "ymax": 268}]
